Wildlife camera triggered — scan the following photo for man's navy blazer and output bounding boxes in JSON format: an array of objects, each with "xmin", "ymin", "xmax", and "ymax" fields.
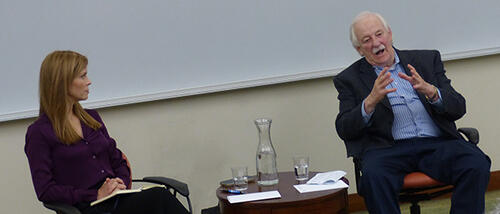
[{"xmin": 333, "ymin": 48, "xmax": 466, "ymax": 158}]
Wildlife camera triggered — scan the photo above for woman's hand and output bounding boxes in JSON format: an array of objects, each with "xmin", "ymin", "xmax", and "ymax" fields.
[
  {"xmin": 112, "ymin": 177, "xmax": 126, "ymax": 188},
  {"xmin": 97, "ymin": 178, "xmax": 127, "ymax": 200}
]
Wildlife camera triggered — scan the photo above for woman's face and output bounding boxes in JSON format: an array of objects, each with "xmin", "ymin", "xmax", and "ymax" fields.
[{"xmin": 68, "ymin": 68, "xmax": 91, "ymax": 102}]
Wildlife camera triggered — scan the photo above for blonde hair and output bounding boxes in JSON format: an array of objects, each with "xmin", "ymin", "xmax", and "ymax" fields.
[{"xmin": 39, "ymin": 50, "xmax": 101, "ymax": 144}]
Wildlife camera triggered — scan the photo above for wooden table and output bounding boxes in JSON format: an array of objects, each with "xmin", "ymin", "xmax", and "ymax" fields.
[{"xmin": 216, "ymin": 171, "xmax": 349, "ymax": 214}]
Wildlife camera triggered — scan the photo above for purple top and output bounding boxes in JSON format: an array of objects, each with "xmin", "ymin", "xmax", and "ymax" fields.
[{"xmin": 25, "ymin": 109, "xmax": 130, "ymax": 205}]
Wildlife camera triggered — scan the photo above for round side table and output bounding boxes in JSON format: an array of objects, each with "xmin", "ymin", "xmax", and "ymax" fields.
[{"xmin": 216, "ymin": 171, "xmax": 349, "ymax": 214}]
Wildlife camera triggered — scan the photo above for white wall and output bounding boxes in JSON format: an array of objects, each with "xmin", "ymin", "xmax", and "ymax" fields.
[
  {"xmin": 4, "ymin": 0, "xmax": 500, "ymax": 121},
  {"xmin": 1, "ymin": 54, "xmax": 498, "ymax": 213}
]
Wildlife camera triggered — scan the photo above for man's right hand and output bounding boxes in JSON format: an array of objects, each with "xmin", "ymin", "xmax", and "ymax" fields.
[{"xmin": 364, "ymin": 67, "xmax": 396, "ymax": 114}]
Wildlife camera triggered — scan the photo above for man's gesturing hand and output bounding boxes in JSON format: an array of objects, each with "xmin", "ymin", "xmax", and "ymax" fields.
[
  {"xmin": 398, "ymin": 64, "xmax": 438, "ymax": 100},
  {"xmin": 364, "ymin": 67, "xmax": 397, "ymax": 114}
]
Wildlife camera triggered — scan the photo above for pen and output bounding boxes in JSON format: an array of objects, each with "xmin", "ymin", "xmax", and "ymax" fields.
[{"xmin": 223, "ymin": 189, "xmax": 244, "ymax": 194}]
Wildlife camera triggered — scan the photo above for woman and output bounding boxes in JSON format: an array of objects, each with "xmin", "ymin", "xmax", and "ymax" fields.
[{"xmin": 25, "ymin": 50, "xmax": 188, "ymax": 214}]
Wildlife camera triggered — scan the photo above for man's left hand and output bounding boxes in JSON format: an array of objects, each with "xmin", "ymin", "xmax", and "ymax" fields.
[{"xmin": 398, "ymin": 64, "xmax": 437, "ymax": 99}]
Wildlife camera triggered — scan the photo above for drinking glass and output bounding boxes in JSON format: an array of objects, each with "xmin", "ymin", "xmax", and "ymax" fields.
[
  {"xmin": 293, "ymin": 155, "xmax": 309, "ymax": 181},
  {"xmin": 231, "ymin": 166, "xmax": 248, "ymax": 191}
]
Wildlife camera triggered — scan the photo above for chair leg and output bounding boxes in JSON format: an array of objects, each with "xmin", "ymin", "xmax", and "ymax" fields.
[{"xmin": 410, "ymin": 202, "xmax": 420, "ymax": 214}]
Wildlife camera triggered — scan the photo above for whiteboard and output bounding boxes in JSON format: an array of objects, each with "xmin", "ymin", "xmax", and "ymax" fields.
[{"xmin": 1, "ymin": 0, "xmax": 500, "ymax": 122}]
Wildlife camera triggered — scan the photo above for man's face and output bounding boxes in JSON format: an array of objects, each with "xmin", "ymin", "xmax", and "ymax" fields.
[{"xmin": 353, "ymin": 15, "xmax": 395, "ymax": 67}]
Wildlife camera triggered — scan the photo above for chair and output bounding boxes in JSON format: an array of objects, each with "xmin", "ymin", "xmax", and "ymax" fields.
[
  {"xmin": 43, "ymin": 153, "xmax": 193, "ymax": 214},
  {"xmin": 201, "ymin": 205, "xmax": 220, "ymax": 214},
  {"xmin": 353, "ymin": 127, "xmax": 479, "ymax": 214}
]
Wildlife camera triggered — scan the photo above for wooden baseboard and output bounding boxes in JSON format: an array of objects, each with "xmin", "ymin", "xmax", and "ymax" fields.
[
  {"xmin": 487, "ymin": 170, "xmax": 500, "ymax": 191},
  {"xmin": 348, "ymin": 194, "xmax": 366, "ymax": 213},
  {"xmin": 348, "ymin": 170, "xmax": 500, "ymax": 213}
]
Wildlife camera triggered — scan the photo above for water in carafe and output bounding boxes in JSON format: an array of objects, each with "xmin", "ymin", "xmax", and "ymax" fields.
[{"xmin": 255, "ymin": 118, "xmax": 279, "ymax": 186}]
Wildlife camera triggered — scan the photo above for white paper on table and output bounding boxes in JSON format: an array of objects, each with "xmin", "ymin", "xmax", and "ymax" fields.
[
  {"xmin": 227, "ymin": 190, "xmax": 281, "ymax": 204},
  {"xmin": 306, "ymin": 170, "xmax": 346, "ymax": 185},
  {"xmin": 294, "ymin": 180, "xmax": 349, "ymax": 193}
]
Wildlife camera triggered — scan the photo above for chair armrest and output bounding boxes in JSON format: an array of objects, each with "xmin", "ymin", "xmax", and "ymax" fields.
[
  {"xmin": 458, "ymin": 127, "xmax": 479, "ymax": 145},
  {"xmin": 43, "ymin": 202, "xmax": 82, "ymax": 214},
  {"xmin": 140, "ymin": 176, "xmax": 190, "ymax": 197},
  {"xmin": 352, "ymin": 157, "xmax": 362, "ymax": 193}
]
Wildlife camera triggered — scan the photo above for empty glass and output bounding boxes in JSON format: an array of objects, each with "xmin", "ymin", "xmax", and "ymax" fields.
[
  {"xmin": 293, "ymin": 155, "xmax": 309, "ymax": 181},
  {"xmin": 231, "ymin": 166, "xmax": 248, "ymax": 191}
]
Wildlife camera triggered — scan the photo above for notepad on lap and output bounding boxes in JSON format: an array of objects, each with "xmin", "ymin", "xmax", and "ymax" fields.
[
  {"xmin": 90, "ymin": 184, "xmax": 166, "ymax": 206},
  {"xmin": 227, "ymin": 191, "xmax": 281, "ymax": 204}
]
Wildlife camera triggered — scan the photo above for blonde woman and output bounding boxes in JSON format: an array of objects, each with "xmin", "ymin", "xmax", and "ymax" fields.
[{"xmin": 25, "ymin": 50, "xmax": 188, "ymax": 214}]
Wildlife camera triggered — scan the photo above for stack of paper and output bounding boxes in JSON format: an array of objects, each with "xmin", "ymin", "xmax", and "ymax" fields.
[
  {"xmin": 306, "ymin": 170, "xmax": 346, "ymax": 185},
  {"xmin": 293, "ymin": 170, "xmax": 348, "ymax": 193}
]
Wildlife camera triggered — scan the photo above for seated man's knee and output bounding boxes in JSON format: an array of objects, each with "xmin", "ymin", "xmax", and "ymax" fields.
[
  {"xmin": 462, "ymin": 153, "xmax": 491, "ymax": 178},
  {"xmin": 473, "ymin": 155, "xmax": 491, "ymax": 176},
  {"xmin": 361, "ymin": 162, "xmax": 388, "ymax": 181}
]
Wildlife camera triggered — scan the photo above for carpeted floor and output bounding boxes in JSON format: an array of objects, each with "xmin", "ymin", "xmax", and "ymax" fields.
[{"xmin": 351, "ymin": 190, "xmax": 500, "ymax": 214}]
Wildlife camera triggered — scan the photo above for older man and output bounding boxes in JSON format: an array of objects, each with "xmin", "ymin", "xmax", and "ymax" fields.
[{"xmin": 333, "ymin": 11, "xmax": 490, "ymax": 213}]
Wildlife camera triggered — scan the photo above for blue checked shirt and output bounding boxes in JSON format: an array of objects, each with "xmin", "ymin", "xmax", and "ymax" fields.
[{"xmin": 362, "ymin": 52, "xmax": 443, "ymax": 140}]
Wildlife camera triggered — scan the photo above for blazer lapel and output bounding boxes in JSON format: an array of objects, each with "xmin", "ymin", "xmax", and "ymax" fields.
[{"xmin": 359, "ymin": 59, "xmax": 391, "ymax": 109}]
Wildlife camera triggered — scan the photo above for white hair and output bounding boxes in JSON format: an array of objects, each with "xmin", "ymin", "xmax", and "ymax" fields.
[{"xmin": 349, "ymin": 11, "xmax": 390, "ymax": 48}]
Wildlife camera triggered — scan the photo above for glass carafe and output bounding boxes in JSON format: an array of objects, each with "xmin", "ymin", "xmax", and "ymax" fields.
[{"xmin": 254, "ymin": 118, "xmax": 279, "ymax": 186}]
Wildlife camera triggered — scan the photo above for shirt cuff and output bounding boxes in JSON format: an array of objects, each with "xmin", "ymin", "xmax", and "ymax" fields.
[
  {"xmin": 361, "ymin": 99, "xmax": 374, "ymax": 124},
  {"xmin": 429, "ymin": 88, "xmax": 443, "ymax": 106}
]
